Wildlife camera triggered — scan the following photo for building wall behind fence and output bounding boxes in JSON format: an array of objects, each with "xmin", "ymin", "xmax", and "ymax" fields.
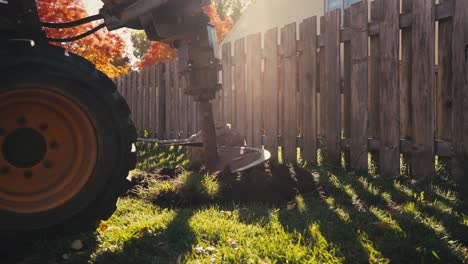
[{"xmin": 115, "ymin": 0, "xmax": 468, "ymax": 179}]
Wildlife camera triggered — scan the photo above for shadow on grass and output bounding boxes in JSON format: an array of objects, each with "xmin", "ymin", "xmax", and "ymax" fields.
[
  {"xmin": 93, "ymin": 209, "xmax": 196, "ymax": 264},
  {"xmin": 274, "ymin": 165, "xmax": 466, "ymax": 263}
]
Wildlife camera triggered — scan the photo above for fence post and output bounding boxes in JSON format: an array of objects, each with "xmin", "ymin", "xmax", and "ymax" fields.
[{"xmin": 299, "ymin": 17, "xmax": 318, "ymax": 164}]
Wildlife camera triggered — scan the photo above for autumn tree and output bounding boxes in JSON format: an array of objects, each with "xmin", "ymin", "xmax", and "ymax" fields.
[
  {"xmin": 37, "ymin": 0, "xmax": 130, "ymax": 77},
  {"xmin": 202, "ymin": 4, "xmax": 233, "ymax": 42},
  {"xmin": 133, "ymin": 31, "xmax": 176, "ymax": 69},
  {"xmin": 136, "ymin": 41, "xmax": 176, "ymax": 69},
  {"xmin": 136, "ymin": 3, "xmax": 232, "ymax": 69},
  {"xmin": 213, "ymin": 0, "xmax": 250, "ymax": 22},
  {"xmin": 131, "ymin": 31, "xmax": 151, "ymax": 59}
]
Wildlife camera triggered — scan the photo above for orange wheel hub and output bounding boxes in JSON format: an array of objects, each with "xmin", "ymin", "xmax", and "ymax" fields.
[{"xmin": 0, "ymin": 89, "xmax": 97, "ymax": 213}]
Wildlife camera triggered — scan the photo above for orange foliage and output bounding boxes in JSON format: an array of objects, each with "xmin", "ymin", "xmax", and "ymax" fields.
[
  {"xmin": 202, "ymin": 4, "xmax": 233, "ymax": 42},
  {"xmin": 138, "ymin": 4, "xmax": 232, "ymax": 69},
  {"xmin": 137, "ymin": 42, "xmax": 176, "ymax": 69},
  {"xmin": 37, "ymin": 0, "xmax": 130, "ymax": 77}
]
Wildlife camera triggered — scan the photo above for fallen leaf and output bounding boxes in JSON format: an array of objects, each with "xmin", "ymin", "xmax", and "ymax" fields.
[
  {"xmin": 221, "ymin": 210, "xmax": 232, "ymax": 217},
  {"xmin": 287, "ymin": 202, "xmax": 297, "ymax": 211},
  {"xmin": 61, "ymin": 253, "xmax": 70, "ymax": 260},
  {"xmin": 98, "ymin": 222, "xmax": 108, "ymax": 232},
  {"xmin": 195, "ymin": 245, "xmax": 204, "ymax": 255},
  {"xmin": 228, "ymin": 239, "xmax": 238, "ymax": 249},
  {"xmin": 205, "ymin": 245, "xmax": 216, "ymax": 254},
  {"xmin": 70, "ymin": 240, "xmax": 83, "ymax": 250},
  {"xmin": 371, "ymin": 222, "xmax": 397, "ymax": 230}
]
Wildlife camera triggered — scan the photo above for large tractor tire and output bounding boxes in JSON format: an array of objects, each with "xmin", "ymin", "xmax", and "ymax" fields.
[{"xmin": 0, "ymin": 41, "xmax": 137, "ymax": 235}]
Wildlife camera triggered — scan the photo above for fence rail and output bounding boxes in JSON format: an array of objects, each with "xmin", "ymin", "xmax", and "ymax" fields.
[{"xmin": 114, "ymin": 0, "xmax": 468, "ymax": 179}]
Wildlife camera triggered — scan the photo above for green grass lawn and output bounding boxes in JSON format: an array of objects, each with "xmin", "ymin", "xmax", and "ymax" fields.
[{"xmin": 19, "ymin": 144, "xmax": 468, "ymax": 264}]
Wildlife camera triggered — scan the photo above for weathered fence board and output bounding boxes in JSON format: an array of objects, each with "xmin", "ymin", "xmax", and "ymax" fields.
[
  {"xmin": 263, "ymin": 27, "xmax": 279, "ymax": 161},
  {"xmin": 400, "ymin": 0, "xmax": 412, "ymax": 176},
  {"xmin": 171, "ymin": 60, "xmax": 179, "ymax": 137},
  {"xmin": 281, "ymin": 23, "xmax": 298, "ymax": 163},
  {"xmin": 299, "ymin": 17, "xmax": 318, "ymax": 164},
  {"xmin": 324, "ymin": 10, "xmax": 341, "ymax": 166},
  {"xmin": 401, "ymin": 0, "xmax": 412, "ymax": 143},
  {"xmin": 144, "ymin": 67, "xmax": 150, "ymax": 134},
  {"xmin": 164, "ymin": 61, "xmax": 171, "ymax": 139},
  {"xmin": 234, "ymin": 38, "xmax": 246, "ymax": 140},
  {"xmin": 349, "ymin": 1, "xmax": 368, "ymax": 172},
  {"xmin": 149, "ymin": 65, "xmax": 157, "ymax": 137},
  {"xmin": 131, "ymin": 71, "xmax": 138, "ymax": 133},
  {"xmin": 368, "ymin": 1, "xmax": 380, "ymax": 146},
  {"xmin": 158, "ymin": 65, "xmax": 166, "ymax": 138},
  {"xmin": 319, "ymin": 16, "xmax": 326, "ymax": 138},
  {"xmin": 137, "ymin": 69, "xmax": 144, "ymax": 134},
  {"xmin": 246, "ymin": 33, "xmax": 262, "ymax": 147},
  {"xmin": 222, "ymin": 42, "xmax": 233, "ymax": 125},
  {"xmin": 343, "ymin": 8, "xmax": 352, "ymax": 170},
  {"xmin": 437, "ymin": 0, "xmax": 453, "ymax": 148},
  {"xmin": 452, "ymin": 0, "xmax": 468, "ymax": 178},
  {"xmin": 411, "ymin": 0, "xmax": 436, "ymax": 179},
  {"xmin": 180, "ymin": 75, "xmax": 188, "ymax": 137},
  {"xmin": 379, "ymin": 0, "xmax": 400, "ymax": 178}
]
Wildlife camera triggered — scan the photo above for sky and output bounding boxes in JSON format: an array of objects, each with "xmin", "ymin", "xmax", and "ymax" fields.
[
  {"xmin": 83, "ymin": 0, "xmax": 102, "ymax": 15},
  {"xmin": 83, "ymin": 0, "xmax": 138, "ymax": 67}
]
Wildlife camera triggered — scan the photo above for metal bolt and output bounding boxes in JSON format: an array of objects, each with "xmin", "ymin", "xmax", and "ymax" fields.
[
  {"xmin": 0, "ymin": 166, "xmax": 11, "ymax": 175},
  {"xmin": 17, "ymin": 116, "xmax": 27, "ymax": 126},
  {"xmin": 24, "ymin": 170, "xmax": 33, "ymax": 178},
  {"xmin": 50, "ymin": 141, "xmax": 59, "ymax": 150},
  {"xmin": 43, "ymin": 160, "xmax": 53, "ymax": 169},
  {"xmin": 39, "ymin": 123, "xmax": 48, "ymax": 131}
]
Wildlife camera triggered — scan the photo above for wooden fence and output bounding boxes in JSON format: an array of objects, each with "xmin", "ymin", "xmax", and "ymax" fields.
[
  {"xmin": 113, "ymin": 61, "xmax": 200, "ymax": 140},
  {"xmin": 115, "ymin": 0, "xmax": 468, "ymax": 179}
]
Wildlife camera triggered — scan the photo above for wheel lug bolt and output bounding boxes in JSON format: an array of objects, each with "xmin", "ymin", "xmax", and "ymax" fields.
[
  {"xmin": 24, "ymin": 171, "xmax": 33, "ymax": 178},
  {"xmin": 50, "ymin": 141, "xmax": 59, "ymax": 149},
  {"xmin": 1, "ymin": 166, "xmax": 11, "ymax": 175},
  {"xmin": 39, "ymin": 123, "xmax": 48, "ymax": 131},
  {"xmin": 17, "ymin": 116, "xmax": 27, "ymax": 126},
  {"xmin": 43, "ymin": 160, "xmax": 53, "ymax": 169}
]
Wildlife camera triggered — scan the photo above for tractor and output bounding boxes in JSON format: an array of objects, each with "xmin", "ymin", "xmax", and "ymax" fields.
[{"xmin": 0, "ymin": 0, "xmax": 234, "ymax": 237}]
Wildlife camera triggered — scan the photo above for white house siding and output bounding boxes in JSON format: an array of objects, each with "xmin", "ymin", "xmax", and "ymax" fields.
[{"xmin": 220, "ymin": 0, "xmax": 324, "ymax": 48}]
